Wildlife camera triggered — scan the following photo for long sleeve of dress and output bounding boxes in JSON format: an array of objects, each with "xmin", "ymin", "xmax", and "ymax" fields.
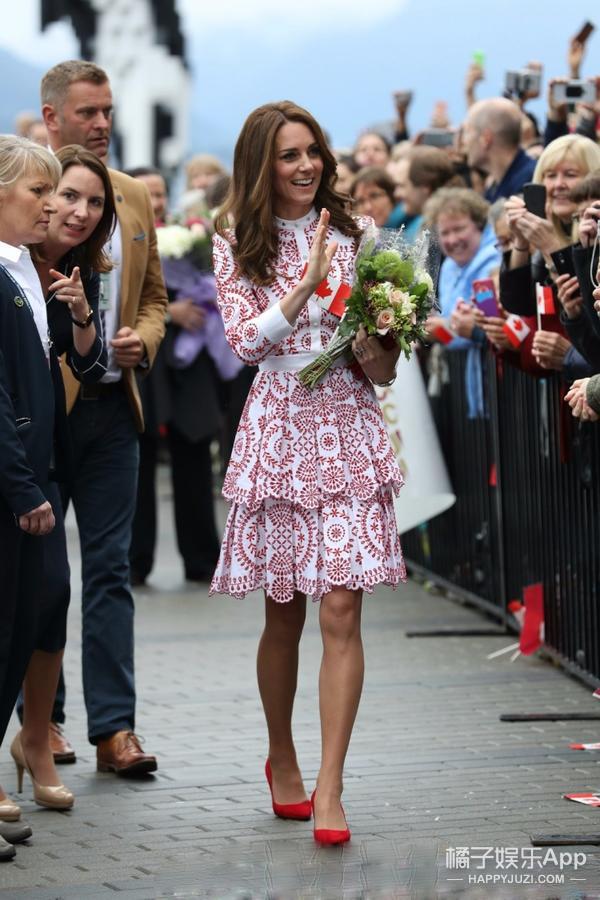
[{"xmin": 213, "ymin": 234, "xmax": 295, "ymax": 364}]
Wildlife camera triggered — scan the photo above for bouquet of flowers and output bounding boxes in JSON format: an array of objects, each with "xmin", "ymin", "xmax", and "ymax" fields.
[
  {"xmin": 299, "ymin": 225, "xmax": 438, "ymax": 388},
  {"xmin": 156, "ymin": 221, "xmax": 243, "ymax": 380},
  {"xmin": 156, "ymin": 220, "xmax": 213, "ymax": 271}
]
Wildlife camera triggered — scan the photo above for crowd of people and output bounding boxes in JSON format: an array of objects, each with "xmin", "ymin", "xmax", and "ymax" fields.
[{"xmin": 1, "ymin": 20, "xmax": 600, "ymax": 860}]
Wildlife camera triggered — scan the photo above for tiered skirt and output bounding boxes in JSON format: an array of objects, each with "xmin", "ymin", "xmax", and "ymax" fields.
[{"xmin": 210, "ymin": 364, "xmax": 406, "ymax": 603}]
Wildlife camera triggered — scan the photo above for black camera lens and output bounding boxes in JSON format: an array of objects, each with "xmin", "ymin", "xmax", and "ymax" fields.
[{"xmin": 566, "ymin": 84, "xmax": 583, "ymax": 98}]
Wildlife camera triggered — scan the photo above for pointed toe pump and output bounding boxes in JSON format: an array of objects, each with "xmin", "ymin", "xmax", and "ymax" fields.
[
  {"xmin": 265, "ymin": 759, "xmax": 312, "ymax": 821},
  {"xmin": 311, "ymin": 790, "xmax": 351, "ymax": 845},
  {"xmin": 10, "ymin": 734, "xmax": 74, "ymax": 811}
]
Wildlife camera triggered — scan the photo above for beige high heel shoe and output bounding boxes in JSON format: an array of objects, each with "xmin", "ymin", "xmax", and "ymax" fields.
[
  {"xmin": 10, "ymin": 734, "xmax": 74, "ymax": 811},
  {"xmin": 0, "ymin": 791, "xmax": 21, "ymax": 822}
]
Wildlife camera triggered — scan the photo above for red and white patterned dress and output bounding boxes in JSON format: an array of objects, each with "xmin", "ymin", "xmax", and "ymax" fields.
[{"xmin": 210, "ymin": 208, "xmax": 406, "ymax": 603}]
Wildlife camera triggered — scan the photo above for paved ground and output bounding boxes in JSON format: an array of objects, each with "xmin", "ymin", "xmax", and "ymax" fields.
[{"xmin": 2, "ymin": 471, "xmax": 600, "ymax": 898}]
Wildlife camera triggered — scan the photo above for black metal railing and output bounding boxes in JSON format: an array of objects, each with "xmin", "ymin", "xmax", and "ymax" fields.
[{"xmin": 402, "ymin": 349, "xmax": 600, "ymax": 683}]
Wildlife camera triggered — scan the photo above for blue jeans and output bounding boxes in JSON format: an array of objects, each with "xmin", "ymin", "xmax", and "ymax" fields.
[{"xmin": 58, "ymin": 388, "xmax": 139, "ymax": 742}]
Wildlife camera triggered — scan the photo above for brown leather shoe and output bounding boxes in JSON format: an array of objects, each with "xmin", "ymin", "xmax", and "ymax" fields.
[
  {"xmin": 49, "ymin": 722, "xmax": 76, "ymax": 764},
  {"xmin": 96, "ymin": 731, "xmax": 157, "ymax": 776}
]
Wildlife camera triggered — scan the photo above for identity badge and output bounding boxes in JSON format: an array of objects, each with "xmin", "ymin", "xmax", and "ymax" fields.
[{"xmin": 99, "ymin": 273, "xmax": 111, "ymax": 311}]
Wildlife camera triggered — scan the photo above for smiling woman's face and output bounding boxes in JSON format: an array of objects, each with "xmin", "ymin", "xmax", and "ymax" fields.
[
  {"xmin": 542, "ymin": 154, "xmax": 583, "ymax": 222},
  {"xmin": 436, "ymin": 210, "xmax": 482, "ymax": 266},
  {"xmin": 272, "ymin": 121, "xmax": 323, "ymax": 220},
  {"xmin": 351, "ymin": 180, "xmax": 394, "ymax": 226},
  {"xmin": 354, "ymin": 133, "xmax": 389, "ymax": 168}
]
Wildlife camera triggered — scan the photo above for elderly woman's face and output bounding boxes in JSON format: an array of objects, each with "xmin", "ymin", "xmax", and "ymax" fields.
[
  {"xmin": 542, "ymin": 154, "xmax": 583, "ymax": 221},
  {"xmin": 437, "ymin": 211, "xmax": 482, "ymax": 266},
  {"xmin": 0, "ymin": 169, "xmax": 56, "ymax": 246},
  {"xmin": 47, "ymin": 164, "xmax": 106, "ymax": 251},
  {"xmin": 354, "ymin": 134, "xmax": 389, "ymax": 168},
  {"xmin": 352, "ymin": 180, "xmax": 394, "ymax": 227}
]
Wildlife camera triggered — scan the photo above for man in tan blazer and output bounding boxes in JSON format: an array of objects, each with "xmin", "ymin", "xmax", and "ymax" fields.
[{"xmin": 38, "ymin": 60, "xmax": 167, "ymax": 775}]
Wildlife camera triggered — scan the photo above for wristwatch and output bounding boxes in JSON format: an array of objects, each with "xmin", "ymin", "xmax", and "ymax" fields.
[{"xmin": 71, "ymin": 308, "xmax": 94, "ymax": 329}]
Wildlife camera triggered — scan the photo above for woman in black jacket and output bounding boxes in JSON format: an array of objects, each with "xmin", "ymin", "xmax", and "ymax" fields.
[
  {"xmin": 0, "ymin": 136, "xmax": 62, "ymax": 858},
  {"xmin": 7, "ymin": 145, "xmax": 115, "ymax": 817}
]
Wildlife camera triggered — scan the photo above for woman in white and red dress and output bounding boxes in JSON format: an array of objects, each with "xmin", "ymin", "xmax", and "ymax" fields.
[{"xmin": 210, "ymin": 101, "xmax": 405, "ymax": 844}]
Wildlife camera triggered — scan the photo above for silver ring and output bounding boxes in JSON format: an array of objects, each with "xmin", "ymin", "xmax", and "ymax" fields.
[{"xmin": 355, "ymin": 347, "xmax": 364, "ymax": 356}]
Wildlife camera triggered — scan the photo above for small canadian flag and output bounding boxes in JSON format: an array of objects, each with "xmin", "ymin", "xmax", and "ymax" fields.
[
  {"xmin": 536, "ymin": 282, "xmax": 555, "ymax": 316},
  {"xmin": 301, "ymin": 265, "xmax": 351, "ymax": 318},
  {"xmin": 502, "ymin": 314, "xmax": 531, "ymax": 348},
  {"xmin": 519, "ymin": 582, "xmax": 544, "ymax": 655},
  {"xmin": 432, "ymin": 323, "xmax": 454, "ymax": 345}
]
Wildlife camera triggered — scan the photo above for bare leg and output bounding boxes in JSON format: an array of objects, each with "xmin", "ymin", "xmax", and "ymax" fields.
[
  {"xmin": 257, "ymin": 591, "xmax": 308, "ymax": 804},
  {"xmin": 19, "ymin": 650, "xmax": 65, "ymax": 786},
  {"xmin": 315, "ymin": 588, "xmax": 363, "ymax": 830}
]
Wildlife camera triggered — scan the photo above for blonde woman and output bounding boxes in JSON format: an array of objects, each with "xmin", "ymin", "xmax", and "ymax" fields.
[
  {"xmin": 0, "ymin": 136, "xmax": 60, "ymax": 859},
  {"xmin": 503, "ymin": 135, "xmax": 600, "ymax": 308},
  {"xmin": 501, "ymin": 134, "xmax": 600, "ymax": 372}
]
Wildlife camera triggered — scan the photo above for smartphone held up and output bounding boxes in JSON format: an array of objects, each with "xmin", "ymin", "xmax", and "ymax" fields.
[
  {"xmin": 523, "ymin": 183, "xmax": 547, "ymax": 220},
  {"xmin": 573, "ymin": 20, "xmax": 595, "ymax": 45},
  {"xmin": 505, "ymin": 68, "xmax": 541, "ymax": 98},
  {"xmin": 551, "ymin": 80, "xmax": 596, "ymax": 105},
  {"xmin": 472, "ymin": 279, "xmax": 500, "ymax": 318},
  {"xmin": 420, "ymin": 128, "xmax": 455, "ymax": 148}
]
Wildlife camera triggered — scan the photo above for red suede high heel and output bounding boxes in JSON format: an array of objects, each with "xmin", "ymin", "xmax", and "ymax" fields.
[
  {"xmin": 265, "ymin": 760, "xmax": 312, "ymax": 820},
  {"xmin": 311, "ymin": 790, "xmax": 351, "ymax": 845}
]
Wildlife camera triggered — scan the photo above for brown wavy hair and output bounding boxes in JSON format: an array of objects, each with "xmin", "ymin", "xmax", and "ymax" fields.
[{"xmin": 215, "ymin": 101, "xmax": 362, "ymax": 285}]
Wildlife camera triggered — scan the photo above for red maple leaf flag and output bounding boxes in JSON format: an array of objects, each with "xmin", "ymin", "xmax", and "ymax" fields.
[
  {"xmin": 320, "ymin": 280, "xmax": 351, "ymax": 318},
  {"xmin": 314, "ymin": 280, "xmax": 333, "ymax": 299},
  {"xmin": 301, "ymin": 265, "xmax": 351, "ymax": 318},
  {"xmin": 502, "ymin": 314, "xmax": 531, "ymax": 348},
  {"xmin": 536, "ymin": 283, "xmax": 555, "ymax": 316},
  {"xmin": 519, "ymin": 582, "xmax": 544, "ymax": 655}
]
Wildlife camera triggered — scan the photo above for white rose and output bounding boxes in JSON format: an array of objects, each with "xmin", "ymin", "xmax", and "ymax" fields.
[
  {"xmin": 390, "ymin": 288, "xmax": 410, "ymax": 306},
  {"xmin": 156, "ymin": 225, "xmax": 195, "ymax": 259},
  {"xmin": 416, "ymin": 270, "xmax": 434, "ymax": 294}
]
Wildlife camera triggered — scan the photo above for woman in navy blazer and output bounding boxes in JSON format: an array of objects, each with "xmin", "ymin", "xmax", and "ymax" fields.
[
  {"xmin": 8, "ymin": 145, "xmax": 115, "ymax": 817},
  {"xmin": 0, "ymin": 136, "xmax": 62, "ymax": 850}
]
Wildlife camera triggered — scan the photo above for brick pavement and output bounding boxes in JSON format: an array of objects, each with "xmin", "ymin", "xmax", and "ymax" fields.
[{"xmin": 1, "ymin": 471, "xmax": 600, "ymax": 897}]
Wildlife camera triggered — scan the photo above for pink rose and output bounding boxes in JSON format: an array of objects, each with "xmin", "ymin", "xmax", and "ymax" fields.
[{"xmin": 376, "ymin": 307, "xmax": 395, "ymax": 335}]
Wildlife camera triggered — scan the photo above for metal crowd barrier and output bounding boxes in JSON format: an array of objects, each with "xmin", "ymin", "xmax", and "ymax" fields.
[{"xmin": 402, "ymin": 349, "xmax": 600, "ymax": 686}]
